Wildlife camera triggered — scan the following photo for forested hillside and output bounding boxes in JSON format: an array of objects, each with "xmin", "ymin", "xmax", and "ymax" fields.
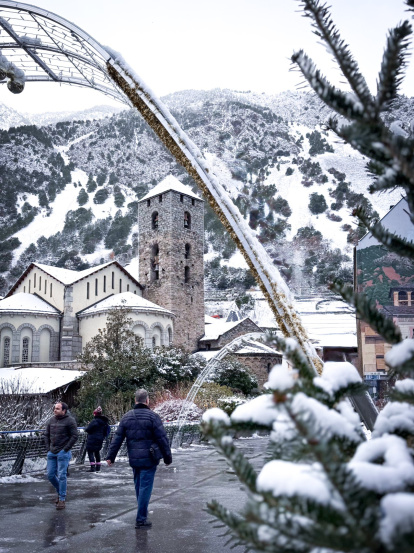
[{"xmin": 0, "ymin": 89, "xmax": 407, "ymax": 297}]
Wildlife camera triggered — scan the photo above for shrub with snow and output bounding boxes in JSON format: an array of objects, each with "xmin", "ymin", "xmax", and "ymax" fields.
[{"xmin": 153, "ymin": 399, "xmax": 202, "ymax": 422}]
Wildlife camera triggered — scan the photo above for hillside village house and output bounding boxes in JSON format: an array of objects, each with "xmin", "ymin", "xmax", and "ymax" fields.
[{"xmin": 355, "ymin": 198, "xmax": 414, "ymax": 399}]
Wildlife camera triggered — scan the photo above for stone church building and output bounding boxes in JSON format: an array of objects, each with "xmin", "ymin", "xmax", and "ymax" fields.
[{"xmin": 0, "ymin": 176, "xmax": 204, "ymax": 367}]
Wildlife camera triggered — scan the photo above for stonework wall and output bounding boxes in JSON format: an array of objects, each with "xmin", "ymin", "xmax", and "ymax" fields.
[
  {"xmin": 235, "ymin": 354, "xmax": 282, "ymax": 389},
  {"xmin": 138, "ymin": 190, "xmax": 204, "ymax": 352}
]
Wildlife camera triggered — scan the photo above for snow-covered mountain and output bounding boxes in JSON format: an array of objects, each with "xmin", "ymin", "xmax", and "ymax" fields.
[{"xmin": 0, "ymin": 89, "xmax": 408, "ymax": 298}]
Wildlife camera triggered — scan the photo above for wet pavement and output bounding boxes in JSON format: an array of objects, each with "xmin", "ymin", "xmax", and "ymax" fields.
[{"xmin": 0, "ymin": 437, "xmax": 268, "ymax": 553}]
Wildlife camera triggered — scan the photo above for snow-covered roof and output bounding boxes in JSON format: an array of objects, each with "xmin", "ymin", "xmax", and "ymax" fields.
[
  {"xmin": 33, "ymin": 261, "xmax": 115, "ymax": 285},
  {"xmin": 0, "ymin": 367, "xmax": 84, "ymax": 394},
  {"xmin": 123, "ymin": 258, "xmax": 139, "ymax": 282},
  {"xmin": 139, "ymin": 175, "xmax": 201, "ymax": 202},
  {"xmin": 199, "ymin": 317, "xmax": 261, "ymax": 341},
  {"xmin": 78, "ymin": 292, "xmax": 174, "ymax": 317},
  {"xmin": 235, "ymin": 339, "xmax": 281, "ymax": 356},
  {"xmin": 0, "ymin": 293, "xmax": 60, "ymax": 315},
  {"xmin": 357, "ymin": 198, "xmax": 413, "ymax": 250}
]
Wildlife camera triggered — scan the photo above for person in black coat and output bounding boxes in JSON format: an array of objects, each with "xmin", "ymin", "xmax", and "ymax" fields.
[
  {"xmin": 85, "ymin": 406, "xmax": 110, "ymax": 472},
  {"xmin": 106, "ymin": 389, "xmax": 172, "ymax": 529}
]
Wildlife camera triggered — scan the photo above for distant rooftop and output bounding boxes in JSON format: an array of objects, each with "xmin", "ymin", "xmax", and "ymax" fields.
[{"xmin": 139, "ymin": 175, "xmax": 201, "ymax": 202}]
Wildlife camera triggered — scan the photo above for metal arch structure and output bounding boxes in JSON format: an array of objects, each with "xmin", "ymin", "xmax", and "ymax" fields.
[
  {"xmin": 0, "ymin": 1, "xmax": 130, "ymax": 103},
  {"xmin": 0, "ymin": 1, "xmax": 325, "ymax": 375}
]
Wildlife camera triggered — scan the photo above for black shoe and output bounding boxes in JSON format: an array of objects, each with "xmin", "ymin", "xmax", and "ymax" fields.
[
  {"xmin": 88, "ymin": 466, "xmax": 96, "ymax": 472},
  {"xmin": 135, "ymin": 520, "xmax": 152, "ymax": 529},
  {"xmin": 95, "ymin": 464, "xmax": 101, "ymax": 472}
]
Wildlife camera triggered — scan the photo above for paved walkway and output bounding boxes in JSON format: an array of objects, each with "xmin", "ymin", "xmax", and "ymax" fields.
[{"xmin": 0, "ymin": 437, "xmax": 267, "ymax": 553}]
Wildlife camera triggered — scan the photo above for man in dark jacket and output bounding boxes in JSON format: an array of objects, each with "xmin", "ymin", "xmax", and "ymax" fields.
[
  {"xmin": 44, "ymin": 401, "xmax": 78, "ymax": 510},
  {"xmin": 106, "ymin": 389, "xmax": 172, "ymax": 529},
  {"xmin": 85, "ymin": 406, "xmax": 110, "ymax": 472}
]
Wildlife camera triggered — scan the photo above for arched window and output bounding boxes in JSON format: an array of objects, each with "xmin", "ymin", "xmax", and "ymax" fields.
[
  {"xmin": 185, "ymin": 243, "xmax": 191, "ymax": 259},
  {"xmin": 151, "ymin": 244, "xmax": 159, "ymax": 281},
  {"xmin": 168, "ymin": 327, "xmax": 173, "ymax": 345},
  {"xmin": 184, "ymin": 266, "xmax": 190, "ymax": 283},
  {"xmin": 399, "ymin": 291, "xmax": 409, "ymax": 306},
  {"xmin": 184, "ymin": 211, "xmax": 191, "ymax": 229},
  {"xmin": 39, "ymin": 328, "xmax": 51, "ymax": 363},
  {"xmin": 3, "ymin": 337, "xmax": 10, "ymax": 367},
  {"xmin": 22, "ymin": 337, "xmax": 30, "ymax": 363},
  {"xmin": 152, "ymin": 211, "xmax": 159, "ymax": 230}
]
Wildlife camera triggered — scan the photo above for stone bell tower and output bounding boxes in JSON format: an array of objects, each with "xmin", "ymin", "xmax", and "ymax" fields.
[{"xmin": 138, "ymin": 175, "xmax": 204, "ymax": 352}]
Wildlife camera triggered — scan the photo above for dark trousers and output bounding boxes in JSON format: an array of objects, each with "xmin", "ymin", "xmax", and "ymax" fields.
[
  {"xmin": 87, "ymin": 448, "xmax": 101, "ymax": 465},
  {"xmin": 133, "ymin": 465, "xmax": 157, "ymax": 523}
]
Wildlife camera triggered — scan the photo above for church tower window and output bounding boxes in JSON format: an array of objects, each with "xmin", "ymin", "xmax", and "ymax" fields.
[
  {"xmin": 185, "ymin": 244, "xmax": 191, "ymax": 259},
  {"xmin": 184, "ymin": 211, "xmax": 191, "ymax": 229},
  {"xmin": 151, "ymin": 244, "xmax": 159, "ymax": 281},
  {"xmin": 152, "ymin": 211, "xmax": 159, "ymax": 230},
  {"xmin": 184, "ymin": 266, "xmax": 190, "ymax": 283}
]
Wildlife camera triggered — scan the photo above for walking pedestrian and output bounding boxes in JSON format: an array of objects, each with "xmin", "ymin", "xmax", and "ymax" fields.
[
  {"xmin": 44, "ymin": 401, "xmax": 78, "ymax": 510},
  {"xmin": 105, "ymin": 389, "xmax": 172, "ymax": 529},
  {"xmin": 85, "ymin": 406, "xmax": 110, "ymax": 472}
]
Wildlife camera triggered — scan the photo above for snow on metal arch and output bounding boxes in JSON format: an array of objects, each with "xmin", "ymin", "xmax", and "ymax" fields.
[{"xmin": 0, "ymin": 1, "xmax": 129, "ymax": 103}]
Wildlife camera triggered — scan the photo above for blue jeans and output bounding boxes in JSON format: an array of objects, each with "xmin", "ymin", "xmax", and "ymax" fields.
[
  {"xmin": 133, "ymin": 465, "xmax": 157, "ymax": 523},
  {"xmin": 47, "ymin": 450, "xmax": 71, "ymax": 501}
]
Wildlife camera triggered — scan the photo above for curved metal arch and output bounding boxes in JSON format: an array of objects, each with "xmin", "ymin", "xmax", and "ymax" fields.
[
  {"xmin": 0, "ymin": 1, "xmax": 130, "ymax": 104},
  {"xmin": 0, "ymin": 1, "xmax": 322, "ymax": 375}
]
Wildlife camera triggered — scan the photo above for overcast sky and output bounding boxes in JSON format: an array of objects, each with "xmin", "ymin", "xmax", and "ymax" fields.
[{"xmin": 0, "ymin": 0, "xmax": 413, "ymax": 113}]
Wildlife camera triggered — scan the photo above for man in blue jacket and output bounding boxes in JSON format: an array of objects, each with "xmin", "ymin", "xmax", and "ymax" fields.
[{"xmin": 106, "ymin": 389, "xmax": 172, "ymax": 529}]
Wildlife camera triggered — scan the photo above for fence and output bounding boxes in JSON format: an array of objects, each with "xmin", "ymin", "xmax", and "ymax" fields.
[{"xmin": 0, "ymin": 422, "xmax": 202, "ymax": 477}]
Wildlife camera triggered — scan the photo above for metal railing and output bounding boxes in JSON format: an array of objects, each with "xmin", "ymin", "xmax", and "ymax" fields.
[{"xmin": 0, "ymin": 422, "xmax": 201, "ymax": 477}]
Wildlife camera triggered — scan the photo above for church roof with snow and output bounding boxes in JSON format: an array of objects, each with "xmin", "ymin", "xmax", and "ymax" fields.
[
  {"xmin": 0, "ymin": 293, "xmax": 60, "ymax": 315},
  {"xmin": 78, "ymin": 292, "xmax": 174, "ymax": 317},
  {"xmin": 139, "ymin": 175, "xmax": 201, "ymax": 202},
  {"xmin": 0, "ymin": 367, "xmax": 84, "ymax": 394},
  {"xmin": 6, "ymin": 260, "xmax": 142, "ymax": 297}
]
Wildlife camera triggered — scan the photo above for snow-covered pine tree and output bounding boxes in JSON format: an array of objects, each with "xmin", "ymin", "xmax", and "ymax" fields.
[{"xmin": 201, "ymin": 1, "xmax": 414, "ymax": 551}]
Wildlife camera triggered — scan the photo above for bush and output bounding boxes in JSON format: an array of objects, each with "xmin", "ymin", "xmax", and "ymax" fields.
[
  {"xmin": 209, "ymin": 356, "xmax": 258, "ymax": 395},
  {"xmin": 194, "ymin": 383, "xmax": 233, "ymax": 410},
  {"xmin": 216, "ymin": 396, "xmax": 247, "ymax": 416},
  {"xmin": 93, "ymin": 188, "xmax": 109, "ymax": 204},
  {"xmin": 153, "ymin": 399, "xmax": 202, "ymax": 422},
  {"xmin": 77, "ymin": 188, "xmax": 88, "ymax": 206},
  {"xmin": 309, "ymin": 192, "xmax": 328, "ymax": 214}
]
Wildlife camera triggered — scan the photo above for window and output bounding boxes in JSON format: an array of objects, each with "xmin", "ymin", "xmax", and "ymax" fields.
[
  {"xmin": 158, "ymin": 194, "xmax": 162, "ymax": 203},
  {"xmin": 24, "ymin": 286, "xmax": 26, "ymax": 293},
  {"xmin": 147, "ymin": 199, "xmax": 151, "ymax": 207},
  {"xmin": 184, "ymin": 266, "xmax": 190, "ymax": 283},
  {"xmin": 95, "ymin": 278, "xmax": 98, "ymax": 296},
  {"xmin": 185, "ymin": 243, "xmax": 191, "ymax": 259},
  {"xmin": 184, "ymin": 211, "xmax": 191, "ymax": 229},
  {"xmin": 50, "ymin": 283, "xmax": 53, "ymax": 297},
  {"xmin": 192, "ymin": 198, "xmax": 195, "ymax": 206},
  {"xmin": 3, "ymin": 337, "xmax": 10, "ymax": 367},
  {"xmin": 103, "ymin": 275, "xmax": 106, "ymax": 293},
  {"xmin": 127, "ymin": 284, "xmax": 130, "ymax": 291},
  {"xmin": 168, "ymin": 328, "xmax": 172, "ymax": 345},
  {"xmin": 22, "ymin": 337, "xmax": 29, "ymax": 363},
  {"xmin": 34, "ymin": 273, "xmax": 36, "ymax": 288},
  {"xmin": 180, "ymin": 194, "xmax": 184, "ymax": 203},
  {"xmin": 399, "ymin": 291, "xmax": 409, "ymax": 306},
  {"xmin": 87, "ymin": 282, "xmax": 90, "ymax": 300},
  {"xmin": 112, "ymin": 271, "xmax": 115, "ymax": 289},
  {"xmin": 134, "ymin": 290, "xmax": 137, "ymax": 294},
  {"xmin": 267, "ymin": 363, "xmax": 272, "ymax": 374},
  {"xmin": 119, "ymin": 279, "xmax": 122, "ymax": 293},
  {"xmin": 151, "ymin": 244, "xmax": 159, "ymax": 281},
  {"xmin": 152, "ymin": 337, "xmax": 156, "ymax": 349},
  {"xmin": 39, "ymin": 276, "xmax": 41, "ymax": 291},
  {"xmin": 29, "ymin": 280, "xmax": 31, "ymax": 293},
  {"xmin": 152, "ymin": 211, "xmax": 159, "ymax": 230},
  {"xmin": 45, "ymin": 280, "xmax": 47, "ymax": 294}
]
